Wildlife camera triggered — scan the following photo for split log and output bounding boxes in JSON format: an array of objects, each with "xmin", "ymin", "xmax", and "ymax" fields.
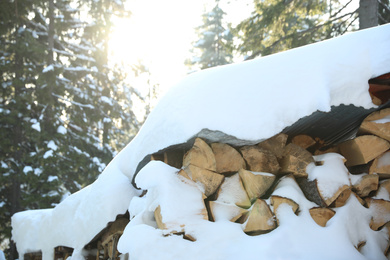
[
  {"xmin": 332, "ymin": 188, "xmax": 352, "ymax": 208},
  {"xmin": 338, "ymin": 135, "xmax": 390, "ymax": 167},
  {"xmin": 216, "ymin": 173, "xmax": 251, "ymax": 209},
  {"xmin": 280, "ymin": 143, "xmax": 314, "ymax": 178},
  {"xmin": 355, "ymin": 241, "xmax": 366, "ymax": 252},
  {"xmin": 211, "ymin": 143, "xmax": 246, "ymax": 174},
  {"xmin": 376, "ymin": 179, "xmax": 390, "ymax": 199},
  {"xmin": 314, "ymin": 146, "xmax": 340, "ymax": 156},
  {"xmin": 351, "ymin": 174, "xmax": 379, "ymax": 198},
  {"xmin": 270, "ymin": 195, "xmax": 299, "ymax": 224},
  {"xmin": 359, "ymin": 108, "xmax": 390, "ymax": 142},
  {"xmin": 297, "ymin": 178, "xmax": 350, "ymax": 207},
  {"xmin": 243, "ymin": 199, "xmax": 276, "ymax": 235},
  {"xmin": 183, "ymin": 138, "xmax": 216, "ymax": 171},
  {"xmin": 151, "ymin": 150, "xmax": 184, "ymax": 169},
  {"xmin": 291, "ymin": 134, "xmax": 316, "ymax": 150},
  {"xmin": 240, "ymin": 146, "xmax": 280, "ymax": 174},
  {"xmin": 180, "ymin": 165, "xmax": 224, "ymax": 197},
  {"xmin": 369, "ymin": 151, "xmax": 390, "ymax": 178},
  {"xmin": 257, "ymin": 133, "xmax": 288, "ymax": 159},
  {"xmin": 366, "ymin": 199, "xmax": 390, "ymax": 230},
  {"xmin": 209, "ymin": 201, "xmax": 248, "ymax": 223},
  {"xmin": 238, "ymin": 169, "xmax": 276, "ymax": 202},
  {"xmin": 309, "ymin": 207, "xmax": 335, "ymax": 227}
]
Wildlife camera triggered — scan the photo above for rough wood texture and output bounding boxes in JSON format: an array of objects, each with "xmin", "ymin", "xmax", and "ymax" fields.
[
  {"xmin": 360, "ymin": 108, "xmax": 390, "ymax": 142},
  {"xmin": 291, "ymin": 134, "xmax": 316, "ymax": 150},
  {"xmin": 182, "ymin": 165, "xmax": 224, "ymax": 197},
  {"xmin": 240, "ymin": 146, "xmax": 280, "ymax": 174},
  {"xmin": 367, "ymin": 199, "xmax": 390, "ymax": 230},
  {"xmin": 339, "ymin": 135, "xmax": 390, "ymax": 166},
  {"xmin": 211, "ymin": 143, "xmax": 246, "ymax": 174},
  {"xmin": 155, "ymin": 205, "xmax": 166, "ymax": 230},
  {"xmin": 257, "ymin": 133, "xmax": 288, "ymax": 159},
  {"xmin": 244, "ymin": 199, "xmax": 276, "ymax": 235},
  {"xmin": 309, "ymin": 207, "xmax": 335, "ymax": 227},
  {"xmin": 183, "ymin": 138, "xmax": 216, "ymax": 171},
  {"xmin": 332, "ymin": 187, "xmax": 351, "ymax": 208},
  {"xmin": 238, "ymin": 169, "xmax": 276, "ymax": 202},
  {"xmin": 352, "ymin": 174, "xmax": 379, "ymax": 197},
  {"xmin": 280, "ymin": 143, "xmax": 314, "ymax": 178},
  {"xmin": 270, "ymin": 195, "xmax": 299, "ymax": 224}
]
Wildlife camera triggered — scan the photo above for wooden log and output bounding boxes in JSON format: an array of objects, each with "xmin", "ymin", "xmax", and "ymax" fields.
[
  {"xmin": 332, "ymin": 188, "xmax": 351, "ymax": 208},
  {"xmin": 181, "ymin": 165, "xmax": 224, "ymax": 197},
  {"xmin": 377, "ymin": 179, "xmax": 390, "ymax": 198},
  {"xmin": 280, "ymin": 143, "xmax": 314, "ymax": 178},
  {"xmin": 297, "ymin": 178, "xmax": 350, "ymax": 207},
  {"xmin": 369, "ymin": 151, "xmax": 390, "ymax": 179},
  {"xmin": 211, "ymin": 143, "xmax": 246, "ymax": 174},
  {"xmin": 216, "ymin": 173, "xmax": 251, "ymax": 209},
  {"xmin": 367, "ymin": 199, "xmax": 390, "ymax": 230},
  {"xmin": 239, "ymin": 146, "xmax": 280, "ymax": 174},
  {"xmin": 291, "ymin": 134, "xmax": 316, "ymax": 150},
  {"xmin": 209, "ymin": 201, "xmax": 248, "ymax": 223},
  {"xmin": 351, "ymin": 174, "xmax": 379, "ymax": 197},
  {"xmin": 314, "ymin": 146, "xmax": 340, "ymax": 156},
  {"xmin": 359, "ymin": 108, "xmax": 390, "ymax": 142},
  {"xmin": 151, "ymin": 150, "xmax": 184, "ymax": 169},
  {"xmin": 257, "ymin": 133, "xmax": 288, "ymax": 159},
  {"xmin": 270, "ymin": 195, "xmax": 299, "ymax": 224},
  {"xmin": 243, "ymin": 199, "xmax": 276, "ymax": 235},
  {"xmin": 183, "ymin": 138, "xmax": 216, "ymax": 171},
  {"xmin": 338, "ymin": 135, "xmax": 390, "ymax": 167},
  {"xmin": 309, "ymin": 207, "xmax": 335, "ymax": 227},
  {"xmin": 238, "ymin": 169, "xmax": 276, "ymax": 202}
]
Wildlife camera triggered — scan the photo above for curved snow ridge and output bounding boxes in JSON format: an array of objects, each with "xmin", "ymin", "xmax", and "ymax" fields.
[
  {"xmin": 11, "ymin": 161, "xmax": 139, "ymax": 260},
  {"xmin": 118, "ymin": 24, "xmax": 390, "ymax": 181}
]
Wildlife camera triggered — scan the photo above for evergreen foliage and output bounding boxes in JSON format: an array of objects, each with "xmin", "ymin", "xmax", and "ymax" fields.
[
  {"xmin": 0, "ymin": 0, "xmax": 142, "ymax": 257},
  {"xmin": 186, "ymin": 0, "xmax": 233, "ymax": 70}
]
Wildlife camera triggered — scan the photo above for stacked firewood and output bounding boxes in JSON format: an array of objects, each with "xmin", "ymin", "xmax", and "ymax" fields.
[{"xmin": 150, "ymin": 108, "xmax": 390, "ymax": 254}]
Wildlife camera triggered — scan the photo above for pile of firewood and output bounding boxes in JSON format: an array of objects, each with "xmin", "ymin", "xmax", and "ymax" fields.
[{"xmin": 149, "ymin": 108, "xmax": 390, "ymax": 254}]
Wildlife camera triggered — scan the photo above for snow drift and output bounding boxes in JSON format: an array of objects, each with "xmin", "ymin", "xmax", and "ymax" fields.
[{"xmin": 11, "ymin": 24, "xmax": 390, "ymax": 260}]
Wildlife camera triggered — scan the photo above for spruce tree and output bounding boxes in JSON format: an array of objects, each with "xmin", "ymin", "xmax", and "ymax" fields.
[
  {"xmin": 187, "ymin": 0, "xmax": 233, "ymax": 70},
  {"xmin": 0, "ymin": 0, "xmax": 141, "ymax": 258}
]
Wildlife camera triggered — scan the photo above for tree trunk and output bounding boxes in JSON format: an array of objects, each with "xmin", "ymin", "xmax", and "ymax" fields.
[{"xmin": 359, "ymin": 0, "xmax": 379, "ymax": 29}]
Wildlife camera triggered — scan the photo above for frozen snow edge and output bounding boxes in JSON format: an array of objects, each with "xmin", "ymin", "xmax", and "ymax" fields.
[{"xmin": 118, "ymin": 24, "xmax": 390, "ymax": 182}]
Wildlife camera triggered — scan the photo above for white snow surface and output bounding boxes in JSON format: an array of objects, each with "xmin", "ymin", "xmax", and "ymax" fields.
[{"xmin": 11, "ymin": 24, "xmax": 390, "ymax": 260}]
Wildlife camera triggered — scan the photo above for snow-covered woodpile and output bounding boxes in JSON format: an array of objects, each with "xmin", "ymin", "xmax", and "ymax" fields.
[{"xmin": 147, "ymin": 107, "xmax": 390, "ymax": 255}]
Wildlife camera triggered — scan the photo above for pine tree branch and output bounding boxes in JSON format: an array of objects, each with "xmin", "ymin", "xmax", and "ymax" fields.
[
  {"xmin": 245, "ymin": 8, "xmax": 359, "ymax": 60},
  {"xmin": 378, "ymin": 0, "xmax": 390, "ymax": 14}
]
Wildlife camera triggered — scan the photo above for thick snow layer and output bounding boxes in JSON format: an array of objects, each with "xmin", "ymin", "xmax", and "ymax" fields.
[
  {"xmin": 11, "ymin": 161, "xmax": 139, "ymax": 260},
  {"xmin": 11, "ymin": 24, "xmax": 390, "ymax": 260},
  {"xmin": 116, "ymin": 24, "xmax": 390, "ymax": 182},
  {"xmin": 119, "ymin": 160, "xmax": 388, "ymax": 260}
]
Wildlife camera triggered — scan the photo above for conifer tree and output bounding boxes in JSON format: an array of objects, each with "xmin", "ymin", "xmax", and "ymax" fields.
[
  {"xmin": 187, "ymin": 0, "xmax": 233, "ymax": 70},
  {"xmin": 0, "ymin": 0, "xmax": 141, "ymax": 258}
]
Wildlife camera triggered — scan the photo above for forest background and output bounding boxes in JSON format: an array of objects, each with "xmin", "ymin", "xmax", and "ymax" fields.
[{"xmin": 0, "ymin": 0, "xmax": 389, "ymax": 259}]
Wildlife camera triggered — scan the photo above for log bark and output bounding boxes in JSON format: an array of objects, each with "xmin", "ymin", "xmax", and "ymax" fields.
[{"xmin": 339, "ymin": 135, "xmax": 390, "ymax": 166}]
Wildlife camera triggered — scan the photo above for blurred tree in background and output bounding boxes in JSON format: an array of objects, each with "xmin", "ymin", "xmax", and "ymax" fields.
[{"xmin": 0, "ymin": 0, "xmax": 144, "ymax": 258}]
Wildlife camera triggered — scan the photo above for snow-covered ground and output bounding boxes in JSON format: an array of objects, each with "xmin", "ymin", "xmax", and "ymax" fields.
[{"xmin": 11, "ymin": 23, "xmax": 390, "ymax": 260}]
